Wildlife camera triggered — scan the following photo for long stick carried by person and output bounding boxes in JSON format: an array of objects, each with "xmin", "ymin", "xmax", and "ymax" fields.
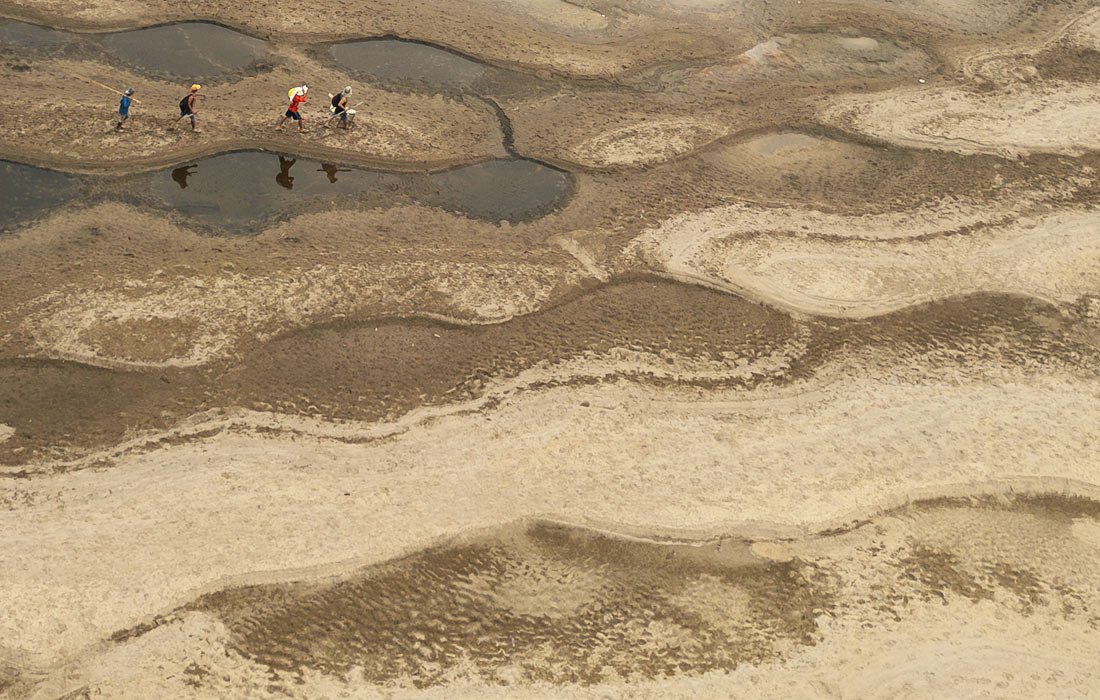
[{"xmin": 77, "ymin": 75, "xmax": 144, "ymax": 103}]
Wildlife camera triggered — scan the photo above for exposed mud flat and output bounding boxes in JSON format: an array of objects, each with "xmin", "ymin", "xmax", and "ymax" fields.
[{"xmin": 3, "ymin": 0, "xmax": 1100, "ymax": 697}]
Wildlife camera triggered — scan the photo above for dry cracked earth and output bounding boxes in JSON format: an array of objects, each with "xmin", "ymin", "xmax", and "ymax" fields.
[{"xmin": 2, "ymin": 0, "xmax": 1100, "ymax": 697}]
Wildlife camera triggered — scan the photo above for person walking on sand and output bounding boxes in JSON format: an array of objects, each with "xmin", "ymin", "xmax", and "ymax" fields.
[
  {"xmin": 326, "ymin": 87, "xmax": 352, "ymax": 129},
  {"xmin": 116, "ymin": 88, "xmax": 135, "ymax": 131},
  {"xmin": 275, "ymin": 85, "xmax": 309, "ymax": 133},
  {"xmin": 170, "ymin": 84, "xmax": 203, "ymax": 132}
]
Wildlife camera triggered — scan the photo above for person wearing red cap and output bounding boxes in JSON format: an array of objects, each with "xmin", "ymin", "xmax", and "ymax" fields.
[{"xmin": 276, "ymin": 85, "xmax": 309, "ymax": 133}]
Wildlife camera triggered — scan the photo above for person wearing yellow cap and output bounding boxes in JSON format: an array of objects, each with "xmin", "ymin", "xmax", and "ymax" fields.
[{"xmin": 170, "ymin": 84, "xmax": 203, "ymax": 132}]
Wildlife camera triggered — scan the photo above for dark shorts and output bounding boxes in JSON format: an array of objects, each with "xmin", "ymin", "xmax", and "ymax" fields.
[
  {"xmin": 118, "ymin": 112, "xmax": 129, "ymax": 121},
  {"xmin": 337, "ymin": 110, "xmax": 347, "ymax": 122},
  {"xmin": 179, "ymin": 110, "xmax": 195, "ymax": 120},
  {"xmin": 285, "ymin": 109, "xmax": 301, "ymax": 120}
]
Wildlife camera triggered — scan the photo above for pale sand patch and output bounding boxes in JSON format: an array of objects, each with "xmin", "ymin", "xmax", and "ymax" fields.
[
  {"xmin": 567, "ymin": 119, "xmax": 727, "ymax": 167},
  {"xmin": 741, "ymin": 37, "xmax": 789, "ymax": 64},
  {"xmin": 484, "ymin": 555, "xmax": 613, "ymax": 618},
  {"xmin": 818, "ymin": 83, "xmax": 1100, "ymax": 157},
  {"xmin": 736, "ymin": 132, "xmax": 824, "ymax": 156},
  {"xmin": 630, "ymin": 204, "xmax": 1100, "ymax": 316},
  {"xmin": 0, "ymin": 425, "xmax": 14, "ymax": 443},
  {"xmin": 2, "ymin": 371, "xmax": 1098, "ymax": 667},
  {"xmin": 669, "ymin": 574, "xmax": 755, "ymax": 638},
  {"xmin": 549, "ymin": 230, "xmax": 609, "ymax": 281},
  {"xmin": 835, "ymin": 36, "xmax": 879, "ymax": 51}
]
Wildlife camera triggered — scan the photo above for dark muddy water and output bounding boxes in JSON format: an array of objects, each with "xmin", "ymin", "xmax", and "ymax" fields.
[
  {"xmin": 329, "ymin": 38, "xmax": 546, "ymax": 98},
  {"xmin": 0, "ymin": 20, "xmax": 270, "ymax": 77},
  {"xmin": 102, "ymin": 22, "xmax": 269, "ymax": 76},
  {"xmin": 425, "ymin": 159, "xmax": 571, "ymax": 221},
  {"xmin": 1, "ymin": 152, "xmax": 573, "ymax": 232},
  {"xmin": 332, "ymin": 39, "xmax": 488, "ymax": 90},
  {"xmin": 0, "ymin": 161, "xmax": 78, "ymax": 234},
  {"xmin": 0, "ymin": 18, "xmax": 72, "ymax": 49}
]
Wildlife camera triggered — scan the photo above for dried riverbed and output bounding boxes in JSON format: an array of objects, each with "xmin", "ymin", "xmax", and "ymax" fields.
[{"xmin": 1, "ymin": 0, "xmax": 1099, "ymax": 698}]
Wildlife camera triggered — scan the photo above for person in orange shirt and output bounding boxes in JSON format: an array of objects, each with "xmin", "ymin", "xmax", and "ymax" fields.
[{"xmin": 275, "ymin": 85, "xmax": 309, "ymax": 133}]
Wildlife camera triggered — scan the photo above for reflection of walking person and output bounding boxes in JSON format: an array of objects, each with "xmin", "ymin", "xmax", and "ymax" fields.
[
  {"xmin": 318, "ymin": 163, "xmax": 350, "ymax": 183},
  {"xmin": 116, "ymin": 88, "xmax": 135, "ymax": 131},
  {"xmin": 276, "ymin": 156, "xmax": 296, "ymax": 190},
  {"xmin": 171, "ymin": 164, "xmax": 197, "ymax": 189},
  {"xmin": 276, "ymin": 85, "xmax": 309, "ymax": 133},
  {"xmin": 170, "ymin": 84, "xmax": 203, "ymax": 132}
]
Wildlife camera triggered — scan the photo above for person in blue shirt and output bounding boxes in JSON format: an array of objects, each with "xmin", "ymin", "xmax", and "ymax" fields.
[{"xmin": 116, "ymin": 88, "xmax": 134, "ymax": 131}]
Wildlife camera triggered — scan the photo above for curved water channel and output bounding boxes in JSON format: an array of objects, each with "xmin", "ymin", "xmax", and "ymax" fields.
[
  {"xmin": 1, "ymin": 19, "xmax": 543, "ymax": 95},
  {"xmin": 0, "ymin": 153, "xmax": 573, "ymax": 234}
]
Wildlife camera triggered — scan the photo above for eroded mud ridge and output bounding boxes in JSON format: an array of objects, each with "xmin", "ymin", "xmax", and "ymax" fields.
[
  {"xmin": 3, "ymin": 0, "xmax": 1100, "ymax": 697},
  {"xmin": 2, "ymin": 281, "xmax": 1097, "ymax": 469},
  {"xmin": 189, "ymin": 523, "xmax": 822, "ymax": 685}
]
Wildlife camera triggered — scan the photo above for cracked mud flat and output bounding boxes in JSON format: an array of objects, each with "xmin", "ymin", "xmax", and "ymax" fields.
[{"xmin": 2, "ymin": 0, "xmax": 1100, "ymax": 697}]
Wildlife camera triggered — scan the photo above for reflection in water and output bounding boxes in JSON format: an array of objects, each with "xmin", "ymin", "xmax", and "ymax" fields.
[
  {"xmin": 3, "ymin": 152, "xmax": 573, "ymax": 234},
  {"xmin": 171, "ymin": 164, "xmax": 197, "ymax": 189},
  {"xmin": 276, "ymin": 156, "xmax": 296, "ymax": 190},
  {"xmin": 318, "ymin": 163, "xmax": 351, "ymax": 183},
  {"xmin": 147, "ymin": 152, "xmax": 570, "ymax": 229}
]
